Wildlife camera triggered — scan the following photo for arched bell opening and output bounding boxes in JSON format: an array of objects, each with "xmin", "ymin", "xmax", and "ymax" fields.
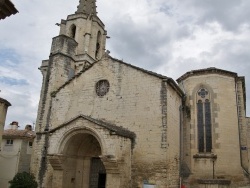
[
  {"xmin": 95, "ymin": 31, "xmax": 102, "ymax": 59},
  {"xmin": 61, "ymin": 133, "xmax": 106, "ymax": 188},
  {"xmin": 69, "ymin": 24, "xmax": 76, "ymax": 39}
]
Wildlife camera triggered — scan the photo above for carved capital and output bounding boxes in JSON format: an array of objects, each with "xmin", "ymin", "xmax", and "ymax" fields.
[
  {"xmin": 100, "ymin": 155, "xmax": 120, "ymax": 174},
  {"xmin": 47, "ymin": 154, "xmax": 66, "ymax": 170}
]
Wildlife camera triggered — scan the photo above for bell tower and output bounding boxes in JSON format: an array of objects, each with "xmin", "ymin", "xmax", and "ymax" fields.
[
  {"xmin": 32, "ymin": 2, "xmax": 108, "ymax": 186},
  {"xmin": 58, "ymin": 0, "xmax": 107, "ymax": 64},
  {"xmin": 37, "ymin": 0, "xmax": 108, "ymax": 131}
]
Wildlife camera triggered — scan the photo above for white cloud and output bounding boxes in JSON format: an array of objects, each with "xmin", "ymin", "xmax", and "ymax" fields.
[{"xmin": 0, "ymin": 0, "xmax": 250, "ymax": 129}]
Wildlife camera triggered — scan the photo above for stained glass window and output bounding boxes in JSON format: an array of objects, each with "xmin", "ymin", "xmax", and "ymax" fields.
[
  {"xmin": 198, "ymin": 88, "xmax": 208, "ymax": 98},
  {"xmin": 197, "ymin": 100, "xmax": 204, "ymax": 152},
  {"xmin": 205, "ymin": 99, "xmax": 212, "ymax": 152},
  {"xmin": 197, "ymin": 88, "xmax": 212, "ymax": 153},
  {"xmin": 96, "ymin": 80, "xmax": 110, "ymax": 97}
]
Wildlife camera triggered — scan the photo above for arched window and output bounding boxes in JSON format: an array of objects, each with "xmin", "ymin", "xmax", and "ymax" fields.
[
  {"xmin": 197, "ymin": 88, "xmax": 212, "ymax": 153},
  {"xmin": 95, "ymin": 31, "xmax": 101, "ymax": 58},
  {"xmin": 70, "ymin": 24, "xmax": 76, "ymax": 39}
]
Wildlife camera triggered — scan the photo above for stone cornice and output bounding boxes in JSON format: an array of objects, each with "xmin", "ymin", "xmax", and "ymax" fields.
[
  {"xmin": 177, "ymin": 67, "xmax": 238, "ymax": 83},
  {"xmin": 36, "ymin": 114, "xmax": 136, "ymax": 144},
  {"xmin": 67, "ymin": 13, "xmax": 105, "ymax": 28}
]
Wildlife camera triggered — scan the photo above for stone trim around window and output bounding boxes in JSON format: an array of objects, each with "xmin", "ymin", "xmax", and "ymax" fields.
[
  {"xmin": 193, "ymin": 153, "xmax": 217, "ymax": 159},
  {"xmin": 96, "ymin": 80, "xmax": 110, "ymax": 97}
]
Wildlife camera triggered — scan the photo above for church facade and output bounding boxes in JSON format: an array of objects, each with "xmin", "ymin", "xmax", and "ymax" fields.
[{"xmin": 31, "ymin": 1, "xmax": 250, "ymax": 188}]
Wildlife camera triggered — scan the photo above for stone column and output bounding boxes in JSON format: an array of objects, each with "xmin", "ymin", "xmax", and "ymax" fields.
[
  {"xmin": 101, "ymin": 156, "xmax": 121, "ymax": 188},
  {"xmin": 84, "ymin": 33, "xmax": 91, "ymax": 54},
  {"xmin": 106, "ymin": 173, "xmax": 121, "ymax": 188},
  {"xmin": 52, "ymin": 170, "xmax": 64, "ymax": 188}
]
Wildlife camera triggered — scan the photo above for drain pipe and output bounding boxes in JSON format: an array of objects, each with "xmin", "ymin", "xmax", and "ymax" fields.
[{"xmin": 235, "ymin": 78, "xmax": 250, "ymax": 176}]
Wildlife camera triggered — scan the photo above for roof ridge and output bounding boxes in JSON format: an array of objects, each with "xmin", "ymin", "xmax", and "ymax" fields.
[{"xmin": 109, "ymin": 56, "xmax": 169, "ymax": 79}]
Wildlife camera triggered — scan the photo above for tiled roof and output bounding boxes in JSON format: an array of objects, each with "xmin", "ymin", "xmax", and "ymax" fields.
[
  {"xmin": 3, "ymin": 129, "xmax": 35, "ymax": 139},
  {"xmin": 0, "ymin": 0, "xmax": 18, "ymax": 20},
  {"xmin": 0, "ymin": 97, "xmax": 11, "ymax": 106}
]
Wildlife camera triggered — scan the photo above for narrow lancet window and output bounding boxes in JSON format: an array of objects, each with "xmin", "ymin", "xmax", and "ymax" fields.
[
  {"xmin": 205, "ymin": 99, "xmax": 212, "ymax": 152},
  {"xmin": 197, "ymin": 100, "xmax": 204, "ymax": 152},
  {"xmin": 95, "ymin": 31, "xmax": 101, "ymax": 58},
  {"xmin": 197, "ymin": 88, "xmax": 212, "ymax": 153},
  {"xmin": 70, "ymin": 24, "xmax": 76, "ymax": 39}
]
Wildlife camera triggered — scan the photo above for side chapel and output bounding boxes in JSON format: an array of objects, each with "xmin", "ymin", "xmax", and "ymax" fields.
[{"xmin": 31, "ymin": 0, "xmax": 250, "ymax": 187}]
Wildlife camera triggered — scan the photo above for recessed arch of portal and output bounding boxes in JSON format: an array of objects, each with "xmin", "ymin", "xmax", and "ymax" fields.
[
  {"xmin": 50, "ymin": 126, "xmax": 109, "ymax": 188},
  {"xmin": 57, "ymin": 127, "xmax": 106, "ymax": 156}
]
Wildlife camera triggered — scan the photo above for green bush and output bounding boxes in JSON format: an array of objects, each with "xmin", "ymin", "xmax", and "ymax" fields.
[{"xmin": 9, "ymin": 172, "xmax": 38, "ymax": 188}]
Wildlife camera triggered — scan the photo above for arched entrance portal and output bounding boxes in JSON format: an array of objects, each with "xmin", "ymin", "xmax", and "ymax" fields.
[{"xmin": 61, "ymin": 133, "xmax": 106, "ymax": 188}]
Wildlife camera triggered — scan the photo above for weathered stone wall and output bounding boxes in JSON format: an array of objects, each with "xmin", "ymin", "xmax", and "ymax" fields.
[
  {"xmin": 60, "ymin": 13, "xmax": 106, "ymax": 60},
  {"xmin": 236, "ymin": 78, "xmax": 249, "ymax": 174},
  {"xmin": 247, "ymin": 117, "xmax": 250, "ymax": 173},
  {"xmin": 166, "ymin": 83, "xmax": 182, "ymax": 187},
  {"xmin": 31, "ymin": 35, "xmax": 78, "ymax": 186},
  {"xmin": 50, "ymin": 58, "xmax": 163, "ymax": 151},
  {"xmin": 18, "ymin": 140, "xmax": 32, "ymax": 173},
  {"xmin": 44, "ymin": 118, "xmax": 132, "ymax": 188},
  {"xmin": 31, "ymin": 133, "xmax": 46, "ymax": 186},
  {"xmin": 180, "ymin": 73, "xmax": 248, "ymax": 186},
  {"xmin": 32, "ymin": 5, "xmax": 116, "ymax": 187},
  {"xmin": 33, "ymin": 56, "xmax": 182, "ymax": 187}
]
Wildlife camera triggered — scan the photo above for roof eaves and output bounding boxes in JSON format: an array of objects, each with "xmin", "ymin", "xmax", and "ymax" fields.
[
  {"xmin": 0, "ymin": 97, "xmax": 11, "ymax": 106},
  {"xmin": 0, "ymin": 0, "xmax": 18, "ymax": 20},
  {"xmin": 109, "ymin": 56, "xmax": 168, "ymax": 79},
  {"xmin": 238, "ymin": 76, "xmax": 246, "ymax": 112},
  {"xmin": 3, "ymin": 135, "xmax": 35, "ymax": 139},
  {"xmin": 177, "ymin": 67, "xmax": 238, "ymax": 83},
  {"xmin": 164, "ymin": 78, "xmax": 184, "ymax": 97}
]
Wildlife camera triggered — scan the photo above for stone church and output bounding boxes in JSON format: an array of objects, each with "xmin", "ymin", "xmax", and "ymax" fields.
[{"xmin": 31, "ymin": 0, "xmax": 250, "ymax": 187}]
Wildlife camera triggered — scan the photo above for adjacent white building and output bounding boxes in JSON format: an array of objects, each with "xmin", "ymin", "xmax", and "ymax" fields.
[
  {"xmin": 0, "ymin": 97, "xmax": 11, "ymax": 151},
  {"xmin": 0, "ymin": 122, "xmax": 35, "ymax": 188}
]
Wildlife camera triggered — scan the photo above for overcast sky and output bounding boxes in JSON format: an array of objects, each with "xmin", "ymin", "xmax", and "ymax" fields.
[{"xmin": 0, "ymin": 0, "xmax": 250, "ymax": 128}]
